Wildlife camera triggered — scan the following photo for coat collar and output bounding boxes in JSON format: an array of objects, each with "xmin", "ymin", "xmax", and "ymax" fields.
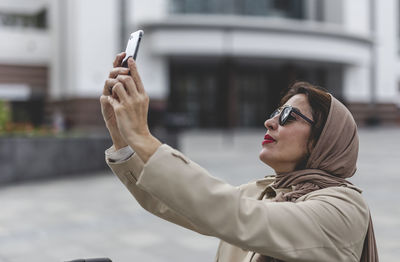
[{"xmin": 256, "ymin": 175, "xmax": 293, "ymax": 199}]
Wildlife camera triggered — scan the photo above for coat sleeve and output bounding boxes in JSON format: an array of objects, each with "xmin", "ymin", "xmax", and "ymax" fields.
[
  {"xmin": 135, "ymin": 144, "xmax": 370, "ymax": 262},
  {"xmin": 106, "ymin": 149, "xmax": 209, "ymax": 235}
]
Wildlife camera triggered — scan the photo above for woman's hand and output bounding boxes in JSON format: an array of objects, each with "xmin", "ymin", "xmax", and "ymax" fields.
[
  {"xmin": 107, "ymin": 57, "xmax": 161, "ymax": 163},
  {"xmin": 100, "ymin": 52, "xmax": 130, "ymax": 150}
]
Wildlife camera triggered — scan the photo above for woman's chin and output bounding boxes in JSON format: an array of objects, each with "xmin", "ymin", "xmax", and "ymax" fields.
[{"xmin": 259, "ymin": 149, "xmax": 272, "ymax": 165}]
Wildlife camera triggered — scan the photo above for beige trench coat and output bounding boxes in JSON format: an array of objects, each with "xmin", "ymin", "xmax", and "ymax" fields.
[{"xmin": 106, "ymin": 144, "xmax": 370, "ymax": 262}]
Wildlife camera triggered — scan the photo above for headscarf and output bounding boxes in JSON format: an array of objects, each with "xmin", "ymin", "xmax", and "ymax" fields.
[{"xmin": 257, "ymin": 95, "xmax": 378, "ymax": 262}]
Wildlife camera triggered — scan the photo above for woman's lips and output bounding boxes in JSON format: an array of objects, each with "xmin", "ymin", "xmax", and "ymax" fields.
[{"xmin": 262, "ymin": 134, "xmax": 276, "ymax": 145}]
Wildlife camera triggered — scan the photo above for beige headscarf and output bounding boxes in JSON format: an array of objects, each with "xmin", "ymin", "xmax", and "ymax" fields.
[{"xmin": 258, "ymin": 95, "xmax": 378, "ymax": 262}]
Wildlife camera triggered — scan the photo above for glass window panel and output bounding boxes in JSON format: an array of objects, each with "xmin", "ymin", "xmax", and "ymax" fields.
[
  {"xmin": 0, "ymin": 9, "xmax": 47, "ymax": 29},
  {"xmin": 170, "ymin": 0, "xmax": 304, "ymax": 19},
  {"xmin": 243, "ymin": 0, "xmax": 270, "ymax": 16}
]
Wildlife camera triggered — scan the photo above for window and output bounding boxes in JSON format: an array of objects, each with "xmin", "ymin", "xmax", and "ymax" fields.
[
  {"xmin": 0, "ymin": 8, "xmax": 47, "ymax": 29},
  {"xmin": 170, "ymin": 0, "xmax": 304, "ymax": 19}
]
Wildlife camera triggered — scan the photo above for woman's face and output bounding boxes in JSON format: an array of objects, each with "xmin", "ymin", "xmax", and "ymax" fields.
[{"xmin": 259, "ymin": 94, "xmax": 313, "ymax": 173}]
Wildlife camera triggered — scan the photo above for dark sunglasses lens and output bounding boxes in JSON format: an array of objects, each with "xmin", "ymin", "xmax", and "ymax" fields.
[{"xmin": 280, "ymin": 107, "xmax": 292, "ymax": 125}]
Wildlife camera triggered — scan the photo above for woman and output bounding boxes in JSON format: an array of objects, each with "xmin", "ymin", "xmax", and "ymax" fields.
[{"xmin": 100, "ymin": 53, "xmax": 378, "ymax": 261}]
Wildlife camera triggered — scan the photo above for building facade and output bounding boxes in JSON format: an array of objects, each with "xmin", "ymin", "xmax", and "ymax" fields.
[{"xmin": 0, "ymin": 0, "xmax": 399, "ymax": 130}]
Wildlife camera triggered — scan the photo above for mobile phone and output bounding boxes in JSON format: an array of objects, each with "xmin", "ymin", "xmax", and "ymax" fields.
[
  {"xmin": 65, "ymin": 258, "xmax": 112, "ymax": 262},
  {"xmin": 121, "ymin": 30, "xmax": 144, "ymax": 67}
]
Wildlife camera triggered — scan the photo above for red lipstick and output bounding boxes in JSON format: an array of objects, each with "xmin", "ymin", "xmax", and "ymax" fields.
[{"xmin": 262, "ymin": 134, "xmax": 276, "ymax": 145}]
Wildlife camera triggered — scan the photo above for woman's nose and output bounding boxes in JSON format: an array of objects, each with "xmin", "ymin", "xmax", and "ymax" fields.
[{"xmin": 265, "ymin": 117, "xmax": 278, "ymax": 130}]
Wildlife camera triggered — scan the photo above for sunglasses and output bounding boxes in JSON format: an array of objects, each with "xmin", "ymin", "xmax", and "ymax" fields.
[{"xmin": 269, "ymin": 105, "xmax": 314, "ymax": 126}]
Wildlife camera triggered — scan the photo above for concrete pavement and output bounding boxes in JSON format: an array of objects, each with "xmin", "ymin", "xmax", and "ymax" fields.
[{"xmin": 0, "ymin": 127, "xmax": 399, "ymax": 261}]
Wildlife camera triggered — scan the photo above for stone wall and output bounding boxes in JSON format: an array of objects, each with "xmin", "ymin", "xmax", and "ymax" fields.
[
  {"xmin": 0, "ymin": 137, "xmax": 111, "ymax": 184},
  {"xmin": 0, "ymin": 132, "xmax": 178, "ymax": 184}
]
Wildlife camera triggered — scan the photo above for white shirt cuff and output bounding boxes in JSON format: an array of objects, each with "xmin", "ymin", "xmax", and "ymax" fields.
[{"xmin": 105, "ymin": 145, "xmax": 134, "ymax": 163}]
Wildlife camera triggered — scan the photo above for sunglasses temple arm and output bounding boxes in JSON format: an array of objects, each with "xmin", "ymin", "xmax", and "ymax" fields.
[{"xmin": 294, "ymin": 111, "xmax": 314, "ymax": 125}]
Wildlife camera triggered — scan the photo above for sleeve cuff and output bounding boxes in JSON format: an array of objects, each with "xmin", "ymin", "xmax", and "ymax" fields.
[{"xmin": 105, "ymin": 145, "xmax": 134, "ymax": 163}]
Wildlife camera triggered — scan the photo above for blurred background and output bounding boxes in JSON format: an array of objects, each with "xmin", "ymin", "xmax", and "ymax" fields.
[{"xmin": 0, "ymin": 0, "xmax": 399, "ymax": 261}]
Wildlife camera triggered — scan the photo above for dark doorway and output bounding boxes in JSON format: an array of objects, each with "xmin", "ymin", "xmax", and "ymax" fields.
[
  {"xmin": 168, "ymin": 57, "xmax": 342, "ymax": 128},
  {"xmin": 11, "ymin": 98, "xmax": 45, "ymax": 126}
]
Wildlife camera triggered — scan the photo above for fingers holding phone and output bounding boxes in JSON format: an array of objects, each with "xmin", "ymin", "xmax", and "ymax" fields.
[
  {"xmin": 106, "ymin": 30, "xmax": 144, "ymax": 97},
  {"xmin": 102, "ymin": 30, "xmax": 146, "ymax": 118},
  {"xmin": 104, "ymin": 69, "xmax": 129, "ymax": 98},
  {"xmin": 126, "ymin": 58, "xmax": 145, "ymax": 94},
  {"xmin": 109, "ymin": 67, "xmax": 130, "ymax": 79},
  {"xmin": 113, "ymin": 52, "xmax": 126, "ymax": 67},
  {"xmin": 100, "ymin": 52, "xmax": 128, "ymax": 132}
]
